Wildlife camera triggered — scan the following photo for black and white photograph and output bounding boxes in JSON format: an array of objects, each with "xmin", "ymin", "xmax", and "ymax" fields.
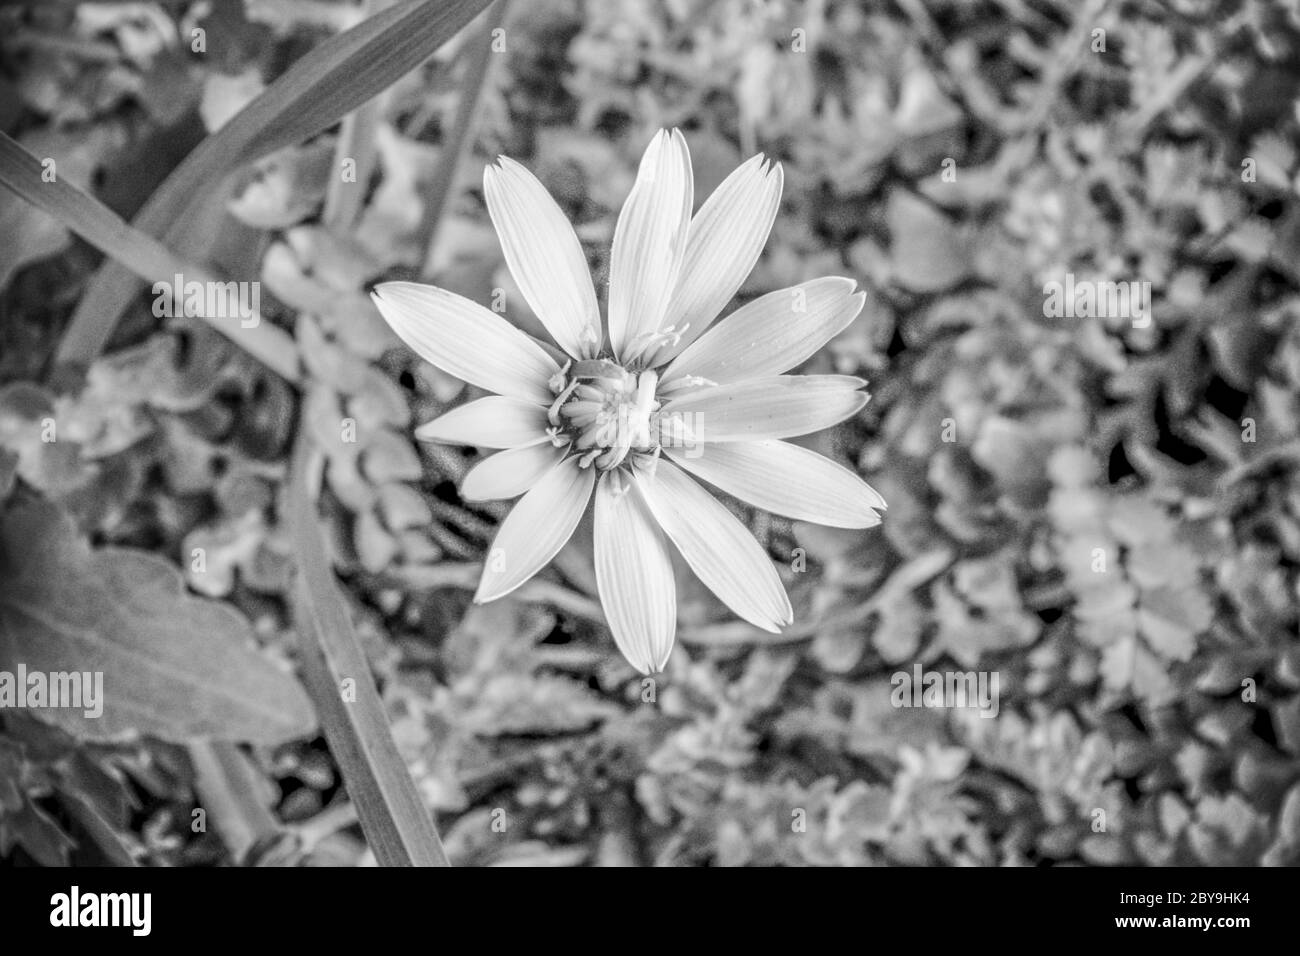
[{"xmin": 0, "ymin": 0, "xmax": 1295, "ymax": 924}]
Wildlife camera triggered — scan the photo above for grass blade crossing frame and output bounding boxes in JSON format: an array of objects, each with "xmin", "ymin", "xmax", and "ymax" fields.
[
  {"xmin": 0, "ymin": 132, "xmax": 301, "ymax": 382},
  {"xmin": 56, "ymin": 0, "xmax": 493, "ymax": 369},
  {"xmin": 287, "ymin": 435, "xmax": 450, "ymax": 867}
]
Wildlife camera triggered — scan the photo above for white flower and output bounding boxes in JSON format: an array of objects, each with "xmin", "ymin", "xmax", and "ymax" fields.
[{"xmin": 371, "ymin": 129, "xmax": 885, "ymax": 675}]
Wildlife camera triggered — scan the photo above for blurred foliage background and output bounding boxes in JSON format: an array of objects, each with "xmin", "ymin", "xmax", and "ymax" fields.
[{"xmin": 2, "ymin": 0, "xmax": 1300, "ymax": 866}]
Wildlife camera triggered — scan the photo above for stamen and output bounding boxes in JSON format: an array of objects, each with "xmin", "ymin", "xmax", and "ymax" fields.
[
  {"xmin": 560, "ymin": 400, "xmax": 604, "ymax": 426},
  {"xmin": 547, "ymin": 378, "xmax": 581, "ymax": 426},
  {"xmin": 548, "ymin": 360, "xmax": 572, "ymax": 394},
  {"xmin": 656, "ymin": 374, "xmax": 717, "ymax": 396},
  {"xmin": 623, "ymin": 324, "xmax": 686, "ymax": 366},
  {"xmin": 596, "ymin": 444, "xmax": 630, "ymax": 470},
  {"xmin": 547, "ymin": 359, "xmax": 667, "ymax": 473},
  {"xmin": 571, "ymin": 358, "xmax": 627, "ymax": 384}
]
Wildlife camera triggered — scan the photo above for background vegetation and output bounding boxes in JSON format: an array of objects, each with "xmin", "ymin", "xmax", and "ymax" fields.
[{"xmin": 2, "ymin": 0, "xmax": 1298, "ymax": 866}]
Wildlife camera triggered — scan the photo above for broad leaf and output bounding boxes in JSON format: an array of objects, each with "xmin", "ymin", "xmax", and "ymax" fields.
[{"xmin": 0, "ymin": 498, "xmax": 315, "ymax": 744}]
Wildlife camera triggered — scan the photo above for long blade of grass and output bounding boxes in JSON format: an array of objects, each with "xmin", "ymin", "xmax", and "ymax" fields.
[
  {"xmin": 321, "ymin": 0, "xmax": 395, "ymax": 229},
  {"xmin": 188, "ymin": 741, "xmax": 283, "ymax": 863},
  {"xmin": 55, "ymin": 0, "xmax": 493, "ymax": 369},
  {"xmin": 415, "ymin": 0, "xmax": 510, "ymax": 256},
  {"xmin": 287, "ymin": 434, "xmax": 450, "ymax": 867},
  {"xmin": 0, "ymin": 132, "xmax": 302, "ymax": 383}
]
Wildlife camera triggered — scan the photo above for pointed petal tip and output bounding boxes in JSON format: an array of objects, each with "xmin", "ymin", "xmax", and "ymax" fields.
[
  {"xmin": 753, "ymin": 604, "xmax": 792, "ymax": 633},
  {"xmin": 472, "ymin": 566, "xmax": 495, "ymax": 603},
  {"xmin": 490, "ymin": 155, "xmax": 527, "ymax": 176},
  {"xmin": 850, "ymin": 511, "xmax": 885, "ymax": 529},
  {"xmin": 623, "ymin": 652, "xmax": 673, "ymax": 676},
  {"xmin": 626, "ymin": 642, "xmax": 672, "ymax": 675},
  {"xmin": 472, "ymin": 575, "xmax": 506, "ymax": 605},
  {"xmin": 473, "ymin": 581, "xmax": 511, "ymax": 604},
  {"xmin": 666, "ymin": 128, "xmax": 691, "ymax": 166},
  {"xmin": 833, "ymin": 504, "xmax": 887, "ymax": 529},
  {"xmin": 627, "ymin": 657, "xmax": 656, "ymax": 677},
  {"xmin": 821, "ymin": 275, "xmax": 859, "ymax": 291}
]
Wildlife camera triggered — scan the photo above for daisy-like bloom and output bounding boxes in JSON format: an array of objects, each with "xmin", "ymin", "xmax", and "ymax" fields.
[{"xmin": 371, "ymin": 129, "xmax": 885, "ymax": 675}]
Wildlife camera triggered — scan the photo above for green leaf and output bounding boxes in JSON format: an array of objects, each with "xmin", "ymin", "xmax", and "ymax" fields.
[
  {"xmin": 0, "ymin": 796, "xmax": 76, "ymax": 866},
  {"xmin": 461, "ymin": 673, "xmax": 619, "ymax": 736},
  {"xmin": 887, "ymin": 189, "xmax": 975, "ymax": 293},
  {"xmin": 0, "ymin": 497, "xmax": 315, "ymax": 744},
  {"xmin": 287, "ymin": 436, "xmax": 450, "ymax": 867},
  {"xmin": 0, "ymin": 132, "xmax": 302, "ymax": 384},
  {"xmin": 1099, "ymin": 635, "xmax": 1174, "ymax": 703},
  {"xmin": 1136, "ymin": 585, "xmax": 1207, "ymax": 661},
  {"xmin": 56, "ymin": 0, "xmax": 495, "ymax": 369}
]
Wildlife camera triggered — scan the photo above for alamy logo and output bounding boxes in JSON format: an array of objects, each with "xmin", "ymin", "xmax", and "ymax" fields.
[
  {"xmin": 50, "ymin": 886, "xmax": 151, "ymax": 936},
  {"xmin": 1043, "ymin": 273, "xmax": 1151, "ymax": 327},
  {"xmin": 890, "ymin": 664, "xmax": 1000, "ymax": 718},
  {"xmin": 152, "ymin": 273, "xmax": 260, "ymax": 327},
  {"xmin": 0, "ymin": 664, "xmax": 103, "ymax": 718}
]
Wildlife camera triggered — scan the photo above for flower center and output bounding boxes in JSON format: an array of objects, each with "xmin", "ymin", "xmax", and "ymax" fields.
[{"xmin": 547, "ymin": 359, "xmax": 661, "ymax": 471}]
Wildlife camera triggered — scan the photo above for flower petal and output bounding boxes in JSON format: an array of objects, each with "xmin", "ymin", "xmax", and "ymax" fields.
[
  {"xmin": 594, "ymin": 470, "xmax": 677, "ymax": 674},
  {"xmin": 659, "ymin": 375, "xmax": 869, "ymax": 442},
  {"xmin": 371, "ymin": 281, "xmax": 558, "ymax": 404},
  {"xmin": 608, "ymin": 129, "xmax": 693, "ymax": 360},
  {"xmin": 484, "ymin": 157, "xmax": 601, "ymax": 358},
  {"xmin": 632, "ymin": 457, "xmax": 791, "ymax": 632},
  {"xmin": 666, "ymin": 440, "xmax": 885, "ymax": 528},
  {"xmin": 461, "ymin": 443, "xmax": 567, "ymax": 501},
  {"xmin": 662, "ymin": 277, "xmax": 864, "ymax": 386},
  {"xmin": 650, "ymin": 154, "xmax": 783, "ymax": 365},
  {"xmin": 414, "ymin": 396, "xmax": 551, "ymax": 449},
  {"xmin": 474, "ymin": 456, "xmax": 595, "ymax": 602}
]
